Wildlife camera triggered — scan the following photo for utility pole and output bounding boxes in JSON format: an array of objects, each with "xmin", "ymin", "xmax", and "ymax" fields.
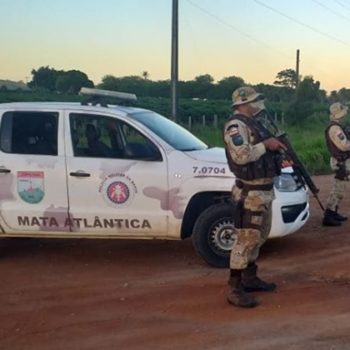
[
  {"xmin": 171, "ymin": 0, "xmax": 178, "ymax": 121},
  {"xmin": 295, "ymin": 49, "xmax": 300, "ymax": 90}
]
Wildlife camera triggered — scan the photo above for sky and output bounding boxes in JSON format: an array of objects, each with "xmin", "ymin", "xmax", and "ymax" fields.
[{"xmin": 1, "ymin": 0, "xmax": 350, "ymax": 92}]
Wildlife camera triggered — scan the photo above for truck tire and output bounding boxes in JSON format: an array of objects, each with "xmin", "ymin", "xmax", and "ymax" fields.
[{"xmin": 192, "ymin": 202, "xmax": 237, "ymax": 268}]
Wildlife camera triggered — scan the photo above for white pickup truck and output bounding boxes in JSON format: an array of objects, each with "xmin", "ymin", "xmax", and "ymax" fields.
[{"xmin": 0, "ymin": 89, "xmax": 309, "ymax": 267}]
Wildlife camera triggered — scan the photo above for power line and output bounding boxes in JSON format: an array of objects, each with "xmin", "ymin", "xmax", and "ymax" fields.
[
  {"xmin": 333, "ymin": 0, "xmax": 350, "ymax": 11},
  {"xmin": 254, "ymin": 0, "xmax": 350, "ymax": 47},
  {"xmin": 181, "ymin": 10, "xmax": 206, "ymax": 73},
  {"xmin": 186, "ymin": 0, "xmax": 293, "ymax": 59},
  {"xmin": 186, "ymin": 0, "xmax": 341, "ymax": 89},
  {"xmin": 311, "ymin": 0, "xmax": 350, "ymax": 22}
]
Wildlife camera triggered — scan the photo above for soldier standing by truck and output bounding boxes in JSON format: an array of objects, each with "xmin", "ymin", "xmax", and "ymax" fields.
[
  {"xmin": 223, "ymin": 86, "xmax": 286, "ymax": 308},
  {"xmin": 322, "ymin": 102, "xmax": 350, "ymax": 226}
]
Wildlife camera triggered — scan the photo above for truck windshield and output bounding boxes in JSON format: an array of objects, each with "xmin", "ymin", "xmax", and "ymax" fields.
[{"xmin": 128, "ymin": 111, "xmax": 208, "ymax": 151}]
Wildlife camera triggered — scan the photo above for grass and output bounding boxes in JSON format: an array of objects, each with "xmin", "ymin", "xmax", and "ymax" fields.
[
  {"xmin": 286, "ymin": 126, "xmax": 329, "ymax": 175},
  {"xmin": 192, "ymin": 114, "xmax": 331, "ymax": 175}
]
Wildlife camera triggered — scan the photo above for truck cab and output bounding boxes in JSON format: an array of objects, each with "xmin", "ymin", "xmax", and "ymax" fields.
[{"xmin": 0, "ymin": 89, "xmax": 309, "ymax": 267}]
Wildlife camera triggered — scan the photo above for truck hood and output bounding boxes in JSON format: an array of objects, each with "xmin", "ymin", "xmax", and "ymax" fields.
[
  {"xmin": 185, "ymin": 147, "xmax": 227, "ymax": 164},
  {"xmin": 185, "ymin": 148, "xmax": 294, "ymax": 173}
]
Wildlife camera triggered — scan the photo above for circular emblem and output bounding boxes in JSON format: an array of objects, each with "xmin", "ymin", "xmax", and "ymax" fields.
[
  {"xmin": 99, "ymin": 174, "xmax": 137, "ymax": 208},
  {"xmin": 107, "ymin": 181, "xmax": 130, "ymax": 204}
]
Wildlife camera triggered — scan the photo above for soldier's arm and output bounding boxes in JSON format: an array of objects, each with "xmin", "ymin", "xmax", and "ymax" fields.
[
  {"xmin": 224, "ymin": 119, "xmax": 266, "ymax": 165},
  {"xmin": 329, "ymin": 125, "xmax": 350, "ymax": 152}
]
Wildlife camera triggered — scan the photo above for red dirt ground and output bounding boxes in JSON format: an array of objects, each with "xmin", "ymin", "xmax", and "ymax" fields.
[{"xmin": 1, "ymin": 175, "xmax": 350, "ymax": 350}]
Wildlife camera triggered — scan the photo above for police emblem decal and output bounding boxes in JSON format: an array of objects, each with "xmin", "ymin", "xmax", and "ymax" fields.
[
  {"xmin": 107, "ymin": 181, "xmax": 130, "ymax": 204},
  {"xmin": 17, "ymin": 171, "xmax": 45, "ymax": 204},
  {"xmin": 99, "ymin": 173, "xmax": 137, "ymax": 208}
]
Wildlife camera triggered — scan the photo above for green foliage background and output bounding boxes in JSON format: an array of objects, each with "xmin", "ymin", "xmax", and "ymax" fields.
[
  {"xmin": 193, "ymin": 117, "xmax": 330, "ymax": 176},
  {"xmin": 5, "ymin": 63, "xmax": 350, "ymax": 178},
  {"xmin": 0, "ymin": 89, "xmax": 332, "ymax": 175}
]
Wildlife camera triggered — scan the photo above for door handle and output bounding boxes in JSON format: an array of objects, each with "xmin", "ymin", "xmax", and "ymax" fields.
[
  {"xmin": 0, "ymin": 168, "xmax": 11, "ymax": 174},
  {"xmin": 70, "ymin": 171, "xmax": 91, "ymax": 177}
]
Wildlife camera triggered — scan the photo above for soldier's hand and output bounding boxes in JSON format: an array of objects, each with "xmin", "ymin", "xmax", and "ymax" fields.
[{"xmin": 262, "ymin": 137, "xmax": 287, "ymax": 151}]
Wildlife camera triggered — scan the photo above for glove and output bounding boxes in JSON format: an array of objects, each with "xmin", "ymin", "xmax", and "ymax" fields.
[{"xmin": 262, "ymin": 137, "xmax": 287, "ymax": 151}]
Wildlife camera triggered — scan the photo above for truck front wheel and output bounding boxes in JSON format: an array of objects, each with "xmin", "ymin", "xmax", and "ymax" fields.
[{"xmin": 192, "ymin": 202, "xmax": 237, "ymax": 268}]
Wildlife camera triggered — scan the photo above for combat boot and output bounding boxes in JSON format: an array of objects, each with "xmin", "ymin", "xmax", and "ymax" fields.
[
  {"xmin": 227, "ymin": 269, "xmax": 258, "ymax": 308},
  {"xmin": 241, "ymin": 263, "xmax": 276, "ymax": 292},
  {"xmin": 322, "ymin": 209, "xmax": 342, "ymax": 226},
  {"xmin": 334, "ymin": 206, "xmax": 347, "ymax": 221}
]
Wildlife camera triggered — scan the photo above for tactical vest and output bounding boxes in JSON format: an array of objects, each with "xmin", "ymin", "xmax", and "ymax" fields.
[
  {"xmin": 325, "ymin": 121, "xmax": 350, "ymax": 162},
  {"xmin": 224, "ymin": 114, "xmax": 281, "ymax": 181}
]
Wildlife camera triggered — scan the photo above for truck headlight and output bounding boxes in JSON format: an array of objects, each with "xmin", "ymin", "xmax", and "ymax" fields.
[{"xmin": 274, "ymin": 173, "xmax": 298, "ymax": 192}]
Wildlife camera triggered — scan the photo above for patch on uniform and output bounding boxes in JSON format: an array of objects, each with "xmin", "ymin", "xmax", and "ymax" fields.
[
  {"xmin": 227, "ymin": 124, "xmax": 239, "ymax": 136},
  {"xmin": 231, "ymin": 134, "xmax": 244, "ymax": 146},
  {"xmin": 17, "ymin": 171, "xmax": 45, "ymax": 204},
  {"xmin": 337, "ymin": 132, "xmax": 345, "ymax": 141}
]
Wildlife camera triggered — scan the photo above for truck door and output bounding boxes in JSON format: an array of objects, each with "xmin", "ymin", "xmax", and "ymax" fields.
[
  {"xmin": 0, "ymin": 110, "xmax": 69, "ymax": 233},
  {"xmin": 64, "ymin": 111, "xmax": 169, "ymax": 236}
]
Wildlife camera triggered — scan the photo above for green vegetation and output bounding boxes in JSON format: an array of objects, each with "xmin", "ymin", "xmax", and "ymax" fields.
[
  {"xmin": 193, "ymin": 118, "xmax": 330, "ymax": 176},
  {"xmin": 0, "ymin": 89, "xmax": 333, "ymax": 175},
  {"xmin": 285, "ymin": 117, "xmax": 330, "ymax": 175},
  {"xmin": 3, "ymin": 64, "xmax": 349, "ymax": 176},
  {"xmin": 29, "ymin": 66, "xmax": 93, "ymax": 94}
]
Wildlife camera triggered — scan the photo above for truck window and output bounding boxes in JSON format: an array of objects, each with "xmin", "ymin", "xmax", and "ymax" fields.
[
  {"xmin": 0, "ymin": 111, "xmax": 58, "ymax": 155},
  {"xmin": 69, "ymin": 113, "xmax": 161, "ymax": 161}
]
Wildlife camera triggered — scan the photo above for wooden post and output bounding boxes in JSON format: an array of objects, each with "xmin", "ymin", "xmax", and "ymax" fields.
[
  {"xmin": 202, "ymin": 115, "xmax": 206, "ymax": 127},
  {"xmin": 296, "ymin": 49, "xmax": 300, "ymax": 90},
  {"xmin": 171, "ymin": 0, "xmax": 179, "ymax": 121},
  {"xmin": 188, "ymin": 116, "xmax": 192, "ymax": 130},
  {"xmin": 213, "ymin": 114, "xmax": 218, "ymax": 128}
]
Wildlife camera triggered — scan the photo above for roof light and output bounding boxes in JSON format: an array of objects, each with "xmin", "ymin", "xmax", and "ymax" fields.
[{"xmin": 79, "ymin": 87, "xmax": 137, "ymax": 102}]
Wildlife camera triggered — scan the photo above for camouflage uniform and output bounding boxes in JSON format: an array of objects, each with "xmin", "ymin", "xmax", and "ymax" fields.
[
  {"xmin": 323, "ymin": 102, "xmax": 350, "ymax": 226},
  {"xmin": 224, "ymin": 118, "xmax": 274, "ymax": 269},
  {"xmin": 223, "ymin": 86, "xmax": 284, "ymax": 308}
]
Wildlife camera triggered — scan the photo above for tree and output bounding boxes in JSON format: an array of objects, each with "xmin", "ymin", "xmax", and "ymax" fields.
[
  {"xmin": 254, "ymin": 83, "xmax": 294, "ymax": 103},
  {"xmin": 28, "ymin": 66, "xmax": 62, "ymax": 91},
  {"xmin": 55, "ymin": 70, "xmax": 94, "ymax": 94},
  {"xmin": 285, "ymin": 76, "xmax": 325, "ymax": 124},
  {"xmin": 329, "ymin": 90, "xmax": 338, "ymax": 103},
  {"xmin": 296, "ymin": 76, "xmax": 323, "ymax": 102},
  {"xmin": 98, "ymin": 75, "xmax": 153, "ymax": 97},
  {"xmin": 274, "ymin": 69, "xmax": 297, "ymax": 89},
  {"xmin": 194, "ymin": 74, "xmax": 214, "ymax": 85},
  {"xmin": 210, "ymin": 75, "xmax": 245, "ymax": 99},
  {"xmin": 142, "ymin": 71, "xmax": 150, "ymax": 80},
  {"xmin": 337, "ymin": 88, "xmax": 350, "ymax": 103},
  {"xmin": 192, "ymin": 74, "xmax": 214, "ymax": 98},
  {"xmin": 28, "ymin": 66, "xmax": 94, "ymax": 94}
]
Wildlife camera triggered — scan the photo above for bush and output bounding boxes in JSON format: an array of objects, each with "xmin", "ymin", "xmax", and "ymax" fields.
[{"xmin": 0, "ymin": 90, "xmax": 332, "ymax": 175}]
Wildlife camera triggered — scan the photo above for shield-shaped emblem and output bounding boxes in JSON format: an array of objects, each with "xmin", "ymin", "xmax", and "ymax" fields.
[{"xmin": 17, "ymin": 171, "xmax": 45, "ymax": 204}]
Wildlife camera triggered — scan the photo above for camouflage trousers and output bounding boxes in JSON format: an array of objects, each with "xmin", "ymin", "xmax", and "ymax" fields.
[
  {"xmin": 326, "ymin": 178, "xmax": 347, "ymax": 211},
  {"xmin": 230, "ymin": 183, "xmax": 274, "ymax": 270},
  {"xmin": 326, "ymin": 159, "xmax": 350, "ymax": 211}
]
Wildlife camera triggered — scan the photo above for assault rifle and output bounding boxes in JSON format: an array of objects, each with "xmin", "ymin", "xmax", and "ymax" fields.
[{"xmin": 255, "ymin": 110, "xmax": 325, "ymax": 211}]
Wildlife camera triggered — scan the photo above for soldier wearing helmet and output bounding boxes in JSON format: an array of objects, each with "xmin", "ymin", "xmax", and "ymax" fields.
[
  {"xmin": 223, "ymin": 86, "xmax": 286, "ymax": 308},
  {"xmin": 322, "ymin": 102, "xmax": 350, "ymax": 226}
]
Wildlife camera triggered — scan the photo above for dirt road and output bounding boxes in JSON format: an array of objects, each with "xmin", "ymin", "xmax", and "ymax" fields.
[{"xmin": 1, "ymin": 175, "xmax": 350, "ymax": 350}]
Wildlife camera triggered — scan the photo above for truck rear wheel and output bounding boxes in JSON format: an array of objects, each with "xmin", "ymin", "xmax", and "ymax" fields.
[{"xmin": 192, "ymin": 202, "xmax": 236, "ymax": 268}]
